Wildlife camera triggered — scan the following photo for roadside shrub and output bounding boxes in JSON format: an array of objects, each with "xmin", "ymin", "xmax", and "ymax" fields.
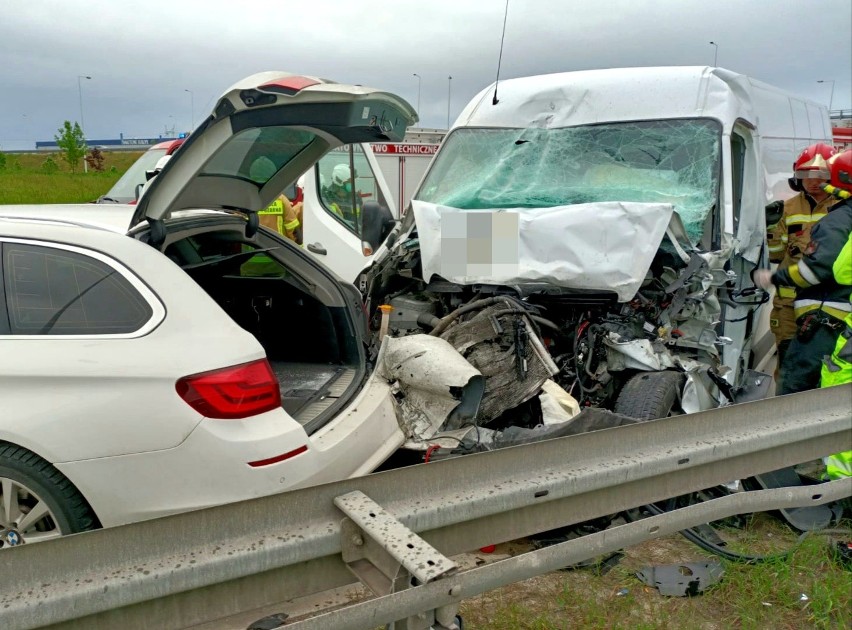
[
  {"xmin": 41, "ymin": 157, "xmax": 59, "ymax": 173},
  {"xmin": 85, "ymin": 147, "xmax": 106, "ymax": 172},
  {"xmin": 109, "ymin": 165, "xmax": 118, "ymax": 173},
  {"xmin": 0, "ymin": 151, "xmax": 7, "ymax": 170}
]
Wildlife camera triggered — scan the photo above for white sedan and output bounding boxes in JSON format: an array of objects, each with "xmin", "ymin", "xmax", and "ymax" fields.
[{"xmin": 0, "ymin": 72, "xmax": 422, "ymax": 546}]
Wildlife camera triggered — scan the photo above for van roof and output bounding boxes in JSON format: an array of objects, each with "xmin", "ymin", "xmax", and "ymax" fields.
[{"xmin": 456, "ymin": 66, "xmax": 829, "ymax": 138}]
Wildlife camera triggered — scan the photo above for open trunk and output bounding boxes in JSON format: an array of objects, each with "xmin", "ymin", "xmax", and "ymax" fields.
[
  {"xmin": 208, "ymin": 276, "xmax": 360, "ymax": 426},
  {"xmin": 164, "ymin": 226, "xmax": 363, "ymax": 431}
]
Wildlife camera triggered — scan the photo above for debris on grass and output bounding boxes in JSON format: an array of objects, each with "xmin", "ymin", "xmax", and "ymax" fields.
[{"xmin": 636, "ymin": 561, "xmax": 724, "ymax": 596}]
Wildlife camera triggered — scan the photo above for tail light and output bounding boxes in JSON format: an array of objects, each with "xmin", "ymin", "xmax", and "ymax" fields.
[
  {"xmin": 258, "ymin": 76, "xmax": 321, "ymax": 96},
  {"xmin": 176, "ymin": 359, "xmax": 281, "ymax": 419}
]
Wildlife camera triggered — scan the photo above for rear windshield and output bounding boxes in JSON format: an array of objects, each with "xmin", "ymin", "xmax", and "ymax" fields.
[
  {"xmin": 202, "ymin": 127, "xmax": 316, "ymax": 185},
  {"xmin": 101, "ymin": 148, "xmax": 168, "ymax": 203}
]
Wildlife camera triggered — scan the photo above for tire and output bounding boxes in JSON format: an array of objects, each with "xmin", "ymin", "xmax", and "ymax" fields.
[
  {"xmin": 614, "ymin": 371, "xmax": 685, "ymax": 420},
  {"xmin": 0, "ymin": 443, "xmax": 98, "ymax": 547}
]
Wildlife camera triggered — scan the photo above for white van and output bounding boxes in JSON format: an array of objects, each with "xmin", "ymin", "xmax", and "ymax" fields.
[
  {"xmin": 297, "ymin": 140, "xmax": 440, "ymax": 282},
  {"xmin": 359, "ymin": 66, "xmax": 833, "ymax": 425}
]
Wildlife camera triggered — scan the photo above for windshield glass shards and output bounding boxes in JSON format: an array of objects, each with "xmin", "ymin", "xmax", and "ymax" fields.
[{"xmin": 416, "ymin": 119, "xmax": 721, "ymax": 243}]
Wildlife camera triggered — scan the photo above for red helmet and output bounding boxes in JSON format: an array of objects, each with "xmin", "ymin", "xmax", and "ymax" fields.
[
  {"xmin": 822, "ymin": 150, "xmax": 852, "ymax": 197},
  {"xmin": 793, "ymin": 143, "xmax": 836, "ymax": 179}
]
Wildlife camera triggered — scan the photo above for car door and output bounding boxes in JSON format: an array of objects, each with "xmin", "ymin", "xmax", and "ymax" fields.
[{"xmin": 300, "ymin": 143, "xmax": 398, "ymax": 282}]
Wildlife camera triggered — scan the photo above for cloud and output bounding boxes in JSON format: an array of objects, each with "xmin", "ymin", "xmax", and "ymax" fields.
[{"xmin": 1, "ymin": 0, "xmax": 849, "ymax": 150}]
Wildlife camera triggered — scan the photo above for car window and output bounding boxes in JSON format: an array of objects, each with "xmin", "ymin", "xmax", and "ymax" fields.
[
  {"xmin": 316, "ymin": 144, "xmax": 388, "ymax": 235},
  {"xmin": 102, "ymin": 148, "xmax": 168, "ymax": 203},
  {"xmin": 202, "ymin": 127, "xmax": 317, "ymax": 185},
  {"xmin": 2, "ymin": 243, "xmax": 154, "ymax": 335}
]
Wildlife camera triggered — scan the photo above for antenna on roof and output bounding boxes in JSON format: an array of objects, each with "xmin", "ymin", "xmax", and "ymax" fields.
[{"xmin": 492, "ymin": 0, "xmax": 510, "ymax": 105}]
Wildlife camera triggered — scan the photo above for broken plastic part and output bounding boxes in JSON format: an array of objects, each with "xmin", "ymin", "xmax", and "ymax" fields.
[
  {"xmin": 636, "ymin": 561, "xmax": 724, "ymax": 596},
  {"xmin": 378, "ymin": 334, "xmax": 484, "ymax": 440}
]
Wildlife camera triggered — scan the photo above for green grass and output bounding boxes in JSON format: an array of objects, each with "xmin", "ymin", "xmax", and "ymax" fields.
[
  {"xmin": 460, "ymin": 517, "xmax": 852, "ymax": 630},
  {"xmin": 0, "ymin": 151, "xmax": 142, "ymax": 204}
]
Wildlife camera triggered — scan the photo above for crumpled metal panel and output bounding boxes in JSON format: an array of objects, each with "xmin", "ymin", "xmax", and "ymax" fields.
[{"xmin": 412, "ymin": 199, "xmax": 674, "ymax": 302}]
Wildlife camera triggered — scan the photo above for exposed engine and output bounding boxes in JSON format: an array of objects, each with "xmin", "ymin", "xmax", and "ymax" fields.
[{"xmin": 365, "ymin": 226, "xmax": 770, "ymax": 434}]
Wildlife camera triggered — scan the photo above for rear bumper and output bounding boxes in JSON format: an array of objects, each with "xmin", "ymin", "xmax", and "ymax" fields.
[{"xmin": 57, "ymin": 377, "xmax": 404, "ymax": 528}]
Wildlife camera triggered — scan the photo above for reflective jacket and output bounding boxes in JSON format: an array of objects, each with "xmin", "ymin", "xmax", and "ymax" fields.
[
  {"xmin": 818, "ymin": 232, "xmax": 852, "ymax": 480},
  {"xmin": 767, "ymin": 193, "xmax": 835, "ymax": 299},
  {"xmin": 258, "ymin": 195, "xmax": 301, "ymax": 242},
  {"xmin": 821, "ymin": 233, "xmax": 852, "ymax": 387},
  {"xmin": 772, "ymin": 199, "xmax": 852, "ymax": 323}
]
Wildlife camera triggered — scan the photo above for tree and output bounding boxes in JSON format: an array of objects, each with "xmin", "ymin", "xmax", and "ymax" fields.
[{"xmin": 54, "ymin": 121, "xmax": 87, "ymax": 173}]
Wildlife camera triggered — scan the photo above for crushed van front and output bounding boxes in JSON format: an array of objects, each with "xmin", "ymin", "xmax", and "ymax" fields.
[{"xmin": 364, "ymin": 85, "xmax": 761, "ymax": 433}]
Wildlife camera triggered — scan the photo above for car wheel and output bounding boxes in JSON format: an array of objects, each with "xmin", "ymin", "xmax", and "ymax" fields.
[
  {"xmin": 0, "ymin": 444, "xmax": 98, "ymax": 547},
  {"xmin": 614, "ymin": 371, "xmax": 685, "ymax": 420}
]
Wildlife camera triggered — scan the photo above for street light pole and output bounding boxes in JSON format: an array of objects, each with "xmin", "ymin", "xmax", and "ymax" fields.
[
  {"xmin": 447, "ymin": 76, "xmax": 452, "ymax": 129},
  {"xmin": 817, "ymin": 80, "xmax": 835, "ymax": 111},
  {"xmin": 183, "ymin": 88, "xmax": 195, "ymax": 133},
  {"xmin": 709, "ymin": 41, "xmax": 718, "ymax": 67},
  {"xmin": 185, "ymin": 89, "xmax": 195, "ymax": 130},
  {"xmin": 78, "ymin": 75, "xmax": 92, "ymax": 173},
  {"xmin": 412, "ymin": 73, "xmax": 421, "ymax": 114}
]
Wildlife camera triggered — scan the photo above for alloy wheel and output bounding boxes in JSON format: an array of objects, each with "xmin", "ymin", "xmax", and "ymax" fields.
[{"xmin": 0, "ymin": 476, "xmax": 63, "ymax": 547}]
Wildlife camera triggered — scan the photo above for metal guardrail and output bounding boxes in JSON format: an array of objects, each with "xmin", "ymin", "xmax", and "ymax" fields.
[
  {"xmin": 3, "ymin": 385, "xmax": 851, "ymax": 630},
  {"xmin": 290, "ymin": 481, "xmax": 850, "ymax": 630}
]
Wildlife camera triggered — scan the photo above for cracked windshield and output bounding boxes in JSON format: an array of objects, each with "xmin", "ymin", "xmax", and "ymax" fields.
[{"xmin": 417, "ymin": 119, "xmax": 721, "ymax": 243}]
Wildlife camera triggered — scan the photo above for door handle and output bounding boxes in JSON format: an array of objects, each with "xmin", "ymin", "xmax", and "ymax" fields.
[{"xmin": 307, "ymin": 242, "xmax": 327, "ymax": 255}]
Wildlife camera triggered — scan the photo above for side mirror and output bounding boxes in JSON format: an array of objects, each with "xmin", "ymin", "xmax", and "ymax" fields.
[
  {"xmin": 360, "ymin": 201, "xmax": 395, "ymax": 256},
  {"xmin": 138, "ymin": 155, "xmax": 172, "ymax": 202}
]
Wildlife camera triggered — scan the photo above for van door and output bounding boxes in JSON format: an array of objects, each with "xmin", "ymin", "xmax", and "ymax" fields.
[
  {"xmin": 301, "ymin": 144, "xmax": 397, "ymax": 283},
  {"xmin": 720, "ymin": 122, "xmax": 775, "ymax": 382}
]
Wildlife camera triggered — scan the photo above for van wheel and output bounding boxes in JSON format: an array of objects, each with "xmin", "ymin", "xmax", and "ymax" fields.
[
  {"xmin": 0, "ymin": 444, "xmax": 97, "ymax": 547},
  {"xmin": 614, "ymin": 371, "xmax": 685, "ymax": 420}
]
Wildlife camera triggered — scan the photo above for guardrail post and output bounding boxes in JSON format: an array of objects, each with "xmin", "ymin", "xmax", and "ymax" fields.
[{"xmin": 335, "ymin": 491, "xmax": 461, "ymax": 629}]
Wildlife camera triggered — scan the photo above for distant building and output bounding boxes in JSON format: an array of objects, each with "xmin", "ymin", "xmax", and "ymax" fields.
[{"xmin": 35, "ymin": 133, "xmax": 190, "ymax": 152}]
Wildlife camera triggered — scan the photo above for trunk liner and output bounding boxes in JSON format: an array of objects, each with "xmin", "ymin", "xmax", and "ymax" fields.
[{"xmin": 270, "ymin": 362, "xmax": 356, "ymax": 426}]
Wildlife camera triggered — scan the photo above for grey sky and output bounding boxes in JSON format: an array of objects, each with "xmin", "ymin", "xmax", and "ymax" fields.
[{"xmin": 1, "ymin": 0, "xmax": 850, "ymax": 151}]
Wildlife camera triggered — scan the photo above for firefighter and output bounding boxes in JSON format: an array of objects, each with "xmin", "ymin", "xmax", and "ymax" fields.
[
  {"xmin": 258, "ymin": 194, "xmax": 303, "ymax": 245},
  {"xmin": 754, "ymin": 150, "xmax": 852, "ymax": 394},
  {"xmin": 820, "ymin": 231, "xmax": 852, "ymax": 481},
  {"xmin": 765, "ymin": 143, "xmax": 837, "ymax": 384},
  {"xmin": 249, "ymin": 156, "xmax": 303, "ymax": 244},
  {"xmin": 326, "ymin": 164, "xmax": 361, "ymax": 226}
]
